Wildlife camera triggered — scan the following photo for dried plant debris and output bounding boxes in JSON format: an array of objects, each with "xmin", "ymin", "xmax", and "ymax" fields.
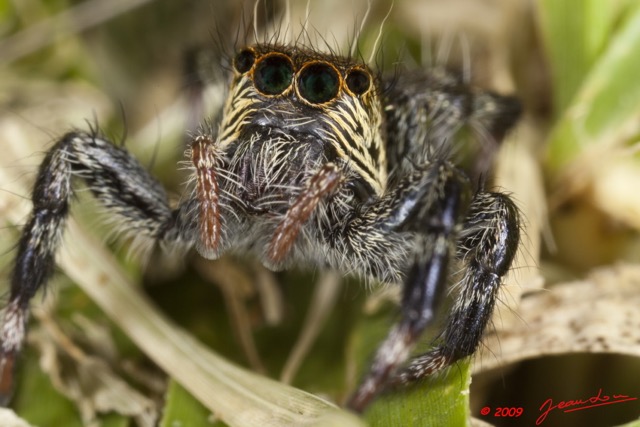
[
  {"xmin": 475, "ymin": 264, "xmax": 640, "ymax": 373},
  {"xmin": 30, "ymin": 312, "xmax": 158, "ymax": 427},
  {"xmin": 0, "ymin": 409, "xmax": 36, "ymax": 427}
]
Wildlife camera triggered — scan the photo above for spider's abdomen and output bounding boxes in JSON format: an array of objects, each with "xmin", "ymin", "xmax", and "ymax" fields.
[{"xmin": 383, "ymin": 69, "xmax": 521, "ymax": 178}]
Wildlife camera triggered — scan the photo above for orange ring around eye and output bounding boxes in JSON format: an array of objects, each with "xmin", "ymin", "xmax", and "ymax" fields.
[
  {"xmin": 253, "ymin": 53, "xmax": 294, "ymax": 96},
  {"xmin": 296, "ymin": 61, "xmax": 342, "ymax": 105},
  {"xmin": 344, "ymin": 67, "xmax": 372, "ymax": 96},
  {"xmin": 233, "ymin": 48, "xmax": 256, "ymax": 74}
]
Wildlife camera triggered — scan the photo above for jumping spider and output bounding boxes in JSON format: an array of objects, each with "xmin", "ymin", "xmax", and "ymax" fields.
[{"xmin": 0, "ymin": 39, "xmax": 521, "ymax": 412}]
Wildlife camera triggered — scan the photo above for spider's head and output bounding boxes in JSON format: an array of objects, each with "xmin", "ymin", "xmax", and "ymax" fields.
[{"xmin": 218, "ymin": 44, "xmax": 387, "ymax": 199}]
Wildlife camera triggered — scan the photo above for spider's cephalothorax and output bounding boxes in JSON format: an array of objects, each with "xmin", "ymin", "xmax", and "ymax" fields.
[
  {"xmin": 219, "ymin": 45, "xmax": 386, "ymax": 194},
  {"xmin": 0, "ymin": 40, "xmax": 521, "ymax": 412},
  {"xmin": 200, "ymin": 44, "xmax": 389, "ymax": 269}
]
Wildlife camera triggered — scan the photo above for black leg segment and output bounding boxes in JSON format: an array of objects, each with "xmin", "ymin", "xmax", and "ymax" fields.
[
  {"xmin": 347, "ymin": 162, "xmax": 471, "ymax": 412},
  {"xmin": 0, "ymin": 131, "xmax": 195, "ymax": 403},
  {"xmin": 392, "ymin": 191, "xmax": 520, "ymax": 386}
]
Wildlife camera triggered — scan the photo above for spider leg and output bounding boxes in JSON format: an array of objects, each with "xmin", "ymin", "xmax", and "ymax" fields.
[
  {"xmin": 391, "ymin": 191, "xmax": 520, "ymax": 387},
  {"xmin": 267, "ymin": 163, "xmax": 342, "ymax": 264},
  {"xmin": 191, "ymin": 134, "xmax": 224, "ymax": 257},
  {"xmin": 346, "ymin": 161, "xmax": 470, "ymax": 412},
  {"xmin": 0, "ymin": 131, "xmax": 199, "ymax": 403}
]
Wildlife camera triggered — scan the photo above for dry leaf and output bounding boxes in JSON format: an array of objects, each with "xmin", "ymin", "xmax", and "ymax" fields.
[
  {"xmin": 475, "ymin": 263, "xmax": 640, "ymax": 373},
  {"xmin": 30, "ymin": 314, "xmax": 158, "ymax": 427}
]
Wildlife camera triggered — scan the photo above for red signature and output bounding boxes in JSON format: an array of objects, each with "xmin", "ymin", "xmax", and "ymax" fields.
[{"xmin": 536, "ymin": 388, "xmax": 638, "ymax": 425}]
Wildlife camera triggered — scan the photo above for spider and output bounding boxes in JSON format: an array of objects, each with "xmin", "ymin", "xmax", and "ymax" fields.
[{"xmin": 0, "ymin": 37, "xmax": 521, "ymax": 412}]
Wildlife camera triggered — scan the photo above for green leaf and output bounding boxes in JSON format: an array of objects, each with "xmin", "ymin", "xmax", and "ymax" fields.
[
  {"xmin": 364, "ymin": 362, "xmax": 471, "ymax": 427},
  {"xmin": 543, "ymin": 2, "xmax": 640, "ymax": 173},
  {"xmin": 160, "ymin": 380, "xmax": 222, "ymax": 427},
  {"xmin": 101, "ymin": 413, "xmax": 132, "ymax": 427},
  {"xmin": 538, "ymin": 0, "xmax": 624, "ymax": 116},
  {"xmin": 615, "ymin": 418, "xmax": 640, "ymax": 427},
  {"xmin": 350, "ymin": 300, "xmax": 471, "ymax": 427}
]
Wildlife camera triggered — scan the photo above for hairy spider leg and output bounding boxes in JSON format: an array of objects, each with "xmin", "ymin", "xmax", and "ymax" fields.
[
  {"xmin": 338, "ymin": 68, "xmax": 520, "ymax": 410},
  {"xmin": 346, "ymin": 160, "xmax": 470, "ymax": 412},
  {"xmin": 268, "ymin": 163, "xmax": 342, "ymax": 263},
  {"xmin": 391, "ymin": 191, "xmax": 520, "ymax": 386},
  {"xmin": 0, "ymin": 131, "xmax": 199, "ymax": 403},
  {"xmin": 191, "ymin": 134, "xmax": 223, "ymax": 256}
]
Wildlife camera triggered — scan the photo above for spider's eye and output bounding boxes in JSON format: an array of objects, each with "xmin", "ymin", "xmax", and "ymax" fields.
[
  {"xmin": 345, "ymin": 69, "xmax": 371, "ymax": 95},
  {"xmin": 254, "ymin": 55, "xmax": 294, "ymax": 95},
  {"xmin": 234, "ymin": 49, "xmax": 255, "ymax": 73},
  {"xmin": 298, "ymin": 63, "xmax": 340, "ymax": 104}
]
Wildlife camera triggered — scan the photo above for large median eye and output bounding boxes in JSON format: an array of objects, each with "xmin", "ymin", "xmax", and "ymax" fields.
[
  {"xmin": 234, "ymin": 49, "xmax": 255, "ymax": 73},
  {"xmin": 297, "ymin": 62, "xmax": 340, "ymax": 104},
  {"xmin": 254, "ymin": 55, "xmax": 294, "ymax": 95},
  {"xmin": 345, "ymin": 69, "xmax": 371, "ymax": 95}
]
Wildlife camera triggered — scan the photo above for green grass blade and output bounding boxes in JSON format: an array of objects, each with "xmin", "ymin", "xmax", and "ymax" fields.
[
  {"xmin": 57, "ymin": 220, "xmax": 365, "ymax": 427},
  {"xmin": 350, "ymin": 300, "xmax": 471, "ymax": 427},
  {"xmin": 160, "ymin": 380, "xmax": 222, "ymax": 427},
  {"xmin": 364, "ymin": 363, "xmax": 471, "ymax": 427},
  {"xmin": 544, "ymin": 3, "xmax": 640, "ymax": 173},
  {"xmin": 538, "ymin": 0, "xmax": 625, "ymax": 116}
]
